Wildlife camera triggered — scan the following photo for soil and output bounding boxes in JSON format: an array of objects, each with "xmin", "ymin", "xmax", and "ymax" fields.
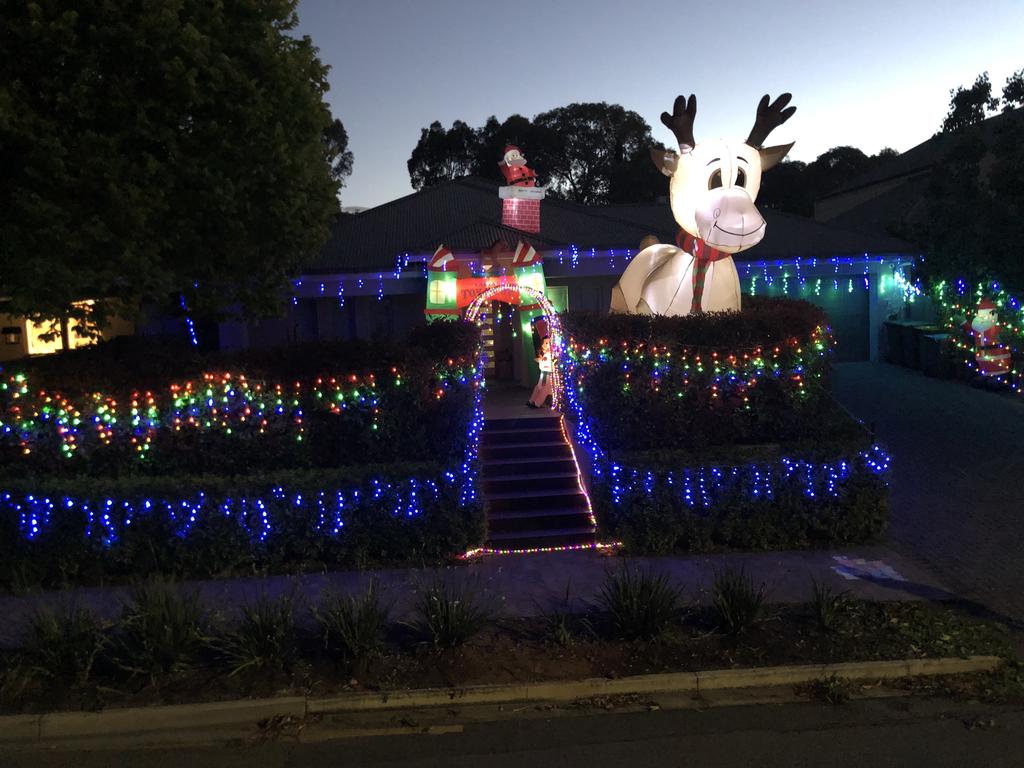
[{"xmin": 1, "ymin": 601, "xmax": 1015, "ymax": 716}]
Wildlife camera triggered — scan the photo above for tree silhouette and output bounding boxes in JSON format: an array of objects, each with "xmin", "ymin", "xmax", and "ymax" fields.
[{"xmin": 941, "ymin": 72, "xmax": 1001, "ymax": 133}]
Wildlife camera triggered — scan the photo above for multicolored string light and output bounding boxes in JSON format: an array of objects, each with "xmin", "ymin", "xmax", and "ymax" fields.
[{"xmin": 932, "ymin": 277, "xmax": 1024, "ymax": 392}]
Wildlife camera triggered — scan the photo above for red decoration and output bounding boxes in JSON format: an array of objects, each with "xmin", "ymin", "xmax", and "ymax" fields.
[
  {"xmin": 965, "ymin": 297, "xmax": 1011, "ymax": 376},
  {"xmin": 498, "ymin": 145, "xmax": 537, "ymax": 187}
]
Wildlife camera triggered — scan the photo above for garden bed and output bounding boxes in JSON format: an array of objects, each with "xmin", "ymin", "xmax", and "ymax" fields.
[
  {"xmin": 0, "ymin": 586, "xmax": 1016, "ymax": 717},
  {"xmin": 0, "ymin": 322, "xmax": 486, "ymax": 589},
  {"xmin": 561, "ymin": 297, "xmax": 890, "ymax": 554}
]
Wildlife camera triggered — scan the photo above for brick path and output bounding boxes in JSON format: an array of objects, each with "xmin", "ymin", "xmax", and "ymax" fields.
[{"xmin": 834, "ymin": 362, "xmax": 1024, "ymax": 624}]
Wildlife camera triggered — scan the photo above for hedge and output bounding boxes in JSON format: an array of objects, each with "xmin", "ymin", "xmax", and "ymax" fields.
[
  {"xmin": 0, "ymin": 321, "xmax": 480, "ymax": 476},
  {"xmin": 0, "ymin": 464, "xmax": 485, "ymax": 589},
  {"xmin": 561, "ymin": 297, "xmax": 835, "ymax": 452},
  {"xmin": 559, "ymin": 297, "xmax": 891, "ymax": 553},
  {"xmin": 0, "ymin": 321, "xmax": 486, "ymax": 587},
  {"xmin": 590, "ymin": 445, "xmax": 890, "ymax": 554}
]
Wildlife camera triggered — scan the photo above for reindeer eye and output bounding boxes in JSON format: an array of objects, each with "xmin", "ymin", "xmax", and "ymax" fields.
[
  {"xmin": 736, "ymin": 168, "xmax": 747, "ymax": 188},
  {"xmin": 708, "ymin": 170, "xmax": 723, "ymax": 190}
]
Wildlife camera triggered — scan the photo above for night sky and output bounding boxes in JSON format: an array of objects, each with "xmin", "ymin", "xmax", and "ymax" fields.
[{"xmin": 296, "ymin": 0, "xmax": 1024, "ymax": 209}]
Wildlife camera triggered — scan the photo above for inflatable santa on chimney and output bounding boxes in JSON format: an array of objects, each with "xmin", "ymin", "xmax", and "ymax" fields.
[
  {"xmin": 966, "ymin": 297, "xmax": 1011, "ymax": 377},
  {"xmin": 497, "ymin": 145, "xmax": 547, "ymax": 233},
  {"xmin": 498, "ymin": 145, "xmax": 537, "ymax": 187}
]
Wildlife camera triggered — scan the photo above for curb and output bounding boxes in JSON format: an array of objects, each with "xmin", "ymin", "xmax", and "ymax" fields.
[{"xmin": 1, "ymin": 655, "xmax": 1003, "ymax": 744}]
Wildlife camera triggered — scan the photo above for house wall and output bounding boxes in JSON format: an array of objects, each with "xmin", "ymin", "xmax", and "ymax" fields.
[{"xmin": 0, "ymin": 314, "xmax": 27, "ymax": 362}]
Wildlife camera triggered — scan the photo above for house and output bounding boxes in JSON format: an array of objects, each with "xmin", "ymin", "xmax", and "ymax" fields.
[
  {"xmin": 814, "ymin": 107, "xmax": 1023, "ymax": 240},
  {"xmin": 219, "ymin": 175, "xmax": 916, "ymax": 382},
  {"xmin": 0, "ymin": 301, "xmax": 134, "ymax": 363}
]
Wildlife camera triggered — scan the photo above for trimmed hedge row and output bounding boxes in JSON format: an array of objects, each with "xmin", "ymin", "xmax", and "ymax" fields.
[
  {"xmin": 1, "ymin": 321, "xmax": 486, "ymax": 588},
  {"xmin": 561, "ymin": 297, "xmax": 835, "ymax": 452},
  {"xmin": 1, "ymin": 322, "xmax": 480, "ymax": 476},
  {"xmin": 0, "ymin": 465, "xmax": 485, "ymax": 590},
  {"xmin": 563, "ymin": 295, "xmax": 830, "ymax": 350},
  {"xmin": 560, "ymin": 297, "xmax": 890, "ymax": 553},
  {"xmin": 590, "ymin": 447, "xmax": 889, "ymax": 554}
]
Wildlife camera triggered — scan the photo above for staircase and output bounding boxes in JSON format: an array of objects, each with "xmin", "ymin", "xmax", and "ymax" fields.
[{"xmin": 479, "ymin": 414, "xmax": 598, "ymax": 551}]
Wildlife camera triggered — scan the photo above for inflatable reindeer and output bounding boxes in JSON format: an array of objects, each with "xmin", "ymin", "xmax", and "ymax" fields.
[{"xmin": 611, "ymin": 93, "xmax": 796, "ymax": 315}]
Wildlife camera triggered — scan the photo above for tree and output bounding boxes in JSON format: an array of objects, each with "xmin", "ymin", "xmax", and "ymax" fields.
[
  {"xmin": 323, "ymin": 118, "xmax": 355, "ymax": 188},
  {"xmin": 470, "ymin": 114, "xmax": 550, "ymax": 185},
  {"xmin": 940, "ymin": 72, "xmax": 1000, "ymax": 133},
  {"xmin": 0, "ymin": 0, "xmax": 340, "ymax": 334},
  {"xmin": 1003, "ymin": 69, "xmax": 1024, "ymax": 111},
  {"xmin": 533, "ymin": 102, "xmax": 662, "ymax": 205},
  {"xmin": 407, "ymin": 120, "xmax": 479, "ymax": 190},
  {"xmin": 920, "ymin": 117, "xmax": 1024, "ymax": 287},
  {"xmin": 407, "ymin": 103, "xmax": 664, "ymax": 204},
  {"xmin": 757, "ymin": 159, "xmax": 812, "ymax": 215}
]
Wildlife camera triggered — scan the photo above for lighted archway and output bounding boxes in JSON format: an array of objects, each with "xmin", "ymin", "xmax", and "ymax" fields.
[{"xmin": 464, "ymin": 284, "xmax": 565, "ymax": 410}]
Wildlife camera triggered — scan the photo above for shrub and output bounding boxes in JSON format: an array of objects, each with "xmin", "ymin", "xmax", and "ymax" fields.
[
  {"xmin": 20, "ymin": 603, "xmax": 108, "ymax": 687},
  {"xmin": 0, "ymin": 467, "xmax": 486, "ymax": 589},
  {"xmin": 541, "ymin": 580, "xmax": 593, "ymax": 647},
  {"xmin": 115, "ymin": 579, "xmax": 205, "ymax": 683},
  {"xmin": 0, "ymin": 321, "xmax": 481, "ymax": 477},
  {"xmin": 409, "ymin": 580, "xmax": 494, "ymax": 649},
  {"xmin": 561, "ymin": 297, "xmax": 834, "ymax": 452},
  {"xmin": 591, "ymin": 448, "xmax": 890, "ymax": 555},
  {"xmin": 313, "ymin": 582, "xmax": 389, "ymax": 661},
  {"xmin": 597, "ymin": 565, "xmax": 682, "ymax": 640},
  {"xmin": 810, "ymin": 577, "xmax": 850, "ymax": 632},
  {"xmin": 712, "ymin": 567, "xmax": 767, "ymax": 635},
  {"xmin": 212, "ymin": 593, "xmax": 299, "ymax": 676},
  {"xmin": 800, "ymin": 674, "xmax": 856, "ymax": 705}
]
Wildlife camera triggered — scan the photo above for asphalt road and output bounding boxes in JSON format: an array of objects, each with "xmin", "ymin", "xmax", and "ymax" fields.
[
  {"xmin": 3, "ymin": 697, "xmax": 1022, "ymax": 768},
  {"xmin": 833, "ymin": 362, "xmax": 1024, "ymax": 625}
]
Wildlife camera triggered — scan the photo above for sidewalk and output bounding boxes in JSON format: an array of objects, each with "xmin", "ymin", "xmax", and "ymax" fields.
[{"xmin": 0, "ymin": 545, "xmax": 952, "ymax": 648}]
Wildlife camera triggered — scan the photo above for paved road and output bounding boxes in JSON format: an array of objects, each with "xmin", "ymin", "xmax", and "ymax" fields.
[
  {"xmin": 3, "ymin": 697, "xmax": 1022, "ymax": 768},
  {"xmin": 834, "ymin": 362, "xmax": 1024, "ymax": 624}
]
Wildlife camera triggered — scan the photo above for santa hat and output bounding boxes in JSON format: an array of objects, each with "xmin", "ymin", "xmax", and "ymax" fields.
[
  {"xmin": 502, "ymin": 144, "xmax": 521, "ymax": 161},
  {"xmin": 978, "ymin": 297, "xmax": 997, "ymax": 311},
  {"xmin": 428, "ymin": 244, "xmax": 454, "ymax": 271}
]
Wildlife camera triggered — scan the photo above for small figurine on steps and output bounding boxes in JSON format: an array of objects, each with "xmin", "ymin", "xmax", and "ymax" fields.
[{"xmin": 527, "ymin": 336, "xmax": 553, "ymax": 408}]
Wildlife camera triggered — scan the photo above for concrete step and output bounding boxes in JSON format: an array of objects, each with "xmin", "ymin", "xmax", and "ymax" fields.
[
  {"xmin": 487, "ymin": 488, "xmax": 590, "ymax": 514},
  {"xmin": 483, "ymin": 416, "xmax": 562, "ymax": 431},
  {"xmin": 481, "ymin": 457, "xmax": 578, "ymax": 477},
  {"xmin": 482, "ymin": 472, "xmax": 580, "ymax": 495},
  {"xmin": 487, "ymin": 507, "xmax": 595, "ymax": 533},
  {"xmin": 481, "ymin": 428, "xmax": 563, "ymax": 447},
  {"xmin": 484, "ymin": 526, "xmax": 598, "ymax": 551},
  {"xmin": 480, "ymin": 442, "xmax": 573, "ymax": 461}
]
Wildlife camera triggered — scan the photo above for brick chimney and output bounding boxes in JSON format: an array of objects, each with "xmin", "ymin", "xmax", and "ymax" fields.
[{"xmin": 501, "ymin": 196, "xmax": 541, "ymax": 233}]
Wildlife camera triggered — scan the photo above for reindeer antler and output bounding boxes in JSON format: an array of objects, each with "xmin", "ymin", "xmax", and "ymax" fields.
[
  {"xmin": 747, "ymin": 93, "xmax": 796, "ymax": 148},
  {"xmin": 661, "ymin": 94, "xmax": 697, "ymax": 151}
]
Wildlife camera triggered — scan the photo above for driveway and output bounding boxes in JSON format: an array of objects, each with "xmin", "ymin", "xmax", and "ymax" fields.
[{"xmin": 834, "ymin": 362, "xmax": 1024, "ymax": 624}]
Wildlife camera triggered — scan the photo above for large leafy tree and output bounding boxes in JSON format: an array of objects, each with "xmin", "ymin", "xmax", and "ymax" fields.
[
  {"xmin": 532, "ymin": 102, "xmax": 662, "ymax": 205},
  {"xmin": 1002, "ymin": 69, "xmax": 1024, "ymax": 111},
  {"xmin": 920, "ymin": 116, "xmax": 1024, "ymax": 287},
  {"xmin": 407, "ymin": 120, "xmax": 478, "ymax": 190},
  {"xmin": 0, "ymin": 0, "xmax": 342, "ymax": 335},
  {"xmin": 940, "ymin": 72, "xmax": 1001, "ymax": 133},
  {"xmin": 407, "ymin": 103, "xmax": 664, "ymax": 204}
]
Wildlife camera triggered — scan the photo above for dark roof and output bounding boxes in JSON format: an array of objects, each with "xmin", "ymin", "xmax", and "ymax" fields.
[
  {"xmin": 309, "ymin": 177, "xmax": 656, "ymax": 274},
  {"xmin": 821, "ymin": 107, "xmax": 1023, "ymax": 201},
  {"xmin": 308, "ymin": 176, "xmax": 912, "ymax": 275}
]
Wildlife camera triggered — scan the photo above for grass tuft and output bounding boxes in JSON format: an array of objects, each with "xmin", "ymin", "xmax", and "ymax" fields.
[
  {"xmin": 597, "ymin": 565, "xmax": 682, "ymax": 640},
  {"xmin": 211, "ymin": 592, "xmax": 299, "ymax": 676},
  {"xmin": 410, "ymin": 580, "xmax": 494, "ymax": 650},
  {"xmin": 314, "ymin": 582, "xmax": 390, "ymax": 661},
  {"xmin": 115, "ymin": 578, "xmax": 205, "ymax": 683},
  {"xmin": 810, "ymin": 576, "xmax": 850, "ymax": 632},
  {"xmin": 711, "ymin": 567, "xmax": 767, "ymax": 636},
  {"xmin": 22, "ymin": 602, "xmax": 108, "ymax": 687}
]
